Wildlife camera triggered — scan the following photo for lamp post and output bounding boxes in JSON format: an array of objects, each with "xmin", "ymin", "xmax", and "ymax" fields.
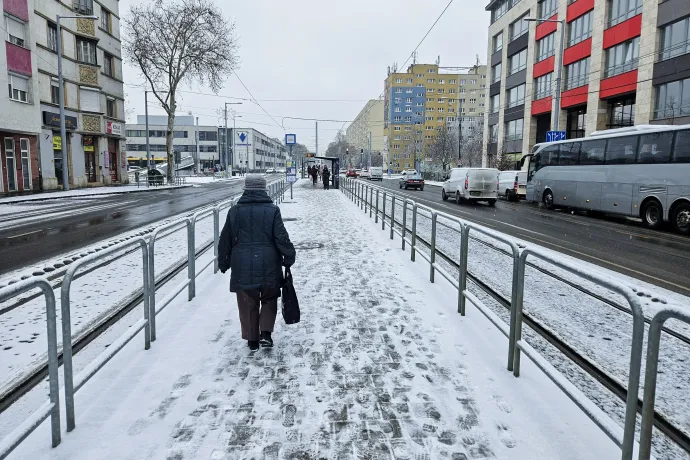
[
  {"xmin": 57, "ymin": 14, "xmax": 97, "ymax": 191},
  {"xmin": 232, "ymin": 114, "xmax": 242, "ymax": 175},
  {"xmin": 223, "ymin": 102, "xmax": 242, "ymax": 175},
  {"xmin": 525, "ymin": 17, "xmax": 565, "ymax": 132}
]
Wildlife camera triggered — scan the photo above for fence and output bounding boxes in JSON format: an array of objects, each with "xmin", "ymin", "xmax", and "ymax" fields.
[
  {"xmin": 341, "ymin": 177, "xmax": 656, "ymax": 460},
  {"xmin": 0, "ymin": 180, "xmax": 286, "ymax": 460}
]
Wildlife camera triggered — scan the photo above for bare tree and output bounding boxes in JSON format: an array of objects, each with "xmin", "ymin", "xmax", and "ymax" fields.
[
  {"xmin": 123, "ymin": 0, "xmax": 239, "ymax": 181},
  {"xmin": 458, "ymin": 123, "xmax": 485, "ymax": 167},
  {"xmin": 325, "ymin": 130, "xmax": 359, "ymax": 167},
  {"xmin": 426, "ymin": 128, "xmax": 458, "ymax": 172}
]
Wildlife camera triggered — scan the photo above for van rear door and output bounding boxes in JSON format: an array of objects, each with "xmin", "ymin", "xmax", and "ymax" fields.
[{"xmin": 467, "ymin": 169, "xmax": 499, "ymax": 198}]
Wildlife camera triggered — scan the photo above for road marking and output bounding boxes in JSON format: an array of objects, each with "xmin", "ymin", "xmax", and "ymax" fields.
[{"xmin": 7, "ymin": 229, "xmax": 43, "ymax": 239}]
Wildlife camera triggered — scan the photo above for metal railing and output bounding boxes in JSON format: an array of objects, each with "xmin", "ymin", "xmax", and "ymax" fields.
[
  {"xmin": 340, "ymin": 178, "xmax": 656, "ymax": 460},
  {"xmin": 0, "ymin": 180, "xmax": 287, "ymax": 460}
]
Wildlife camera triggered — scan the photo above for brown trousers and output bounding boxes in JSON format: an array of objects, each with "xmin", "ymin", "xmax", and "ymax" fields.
[{"xmin": 236, "ymin": 288, "xmax": 280, "ymax": 341}]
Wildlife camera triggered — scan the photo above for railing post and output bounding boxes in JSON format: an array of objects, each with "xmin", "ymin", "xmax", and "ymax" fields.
[
  {"xmin": 370, "ymin": 187, "xmax": 374, "ymax": 218},
  {"xmin": 390, "ymin": 196, "xmax": 396, "ymax": 240},
  {"xmin": 187, "ymin": 219, "xmax": 195, "ymax": 301},
  {"xmin": 148, "ymin": 238, "xmax": 156, "ymax": 342},
  {"xmin": 638, "ymin": 314, "xmax": 665, "ymax": 460},
  {"xmin": 507, "ymin": 246, "xmax": 521, "ymax": 372},
  {"xmin": 141, "ymin": 242, "xmax": 151, "ymax": 352},
  {"xmin": 382, "ymin": 192, "xmax": 386, "ymax": 230},
  {"xmin": 375, "ymin": 189, "xmax": 379, "ymax": 224},
  {"xmin": 430, "ymin": 212, "xmax": 437, "ymax": 282},
  {"xmin": 458, "ymin": 224, "xmax": 469, "ymax": 316},
  {"xmin": 213, "ymin": 206, "xmax": 220, "ymax": 274},
  {"xmin": 411, "ymin": 203, "xmax": 417, "ymax": 262},
  {"xmin": 512, "ymin": 251, "xmax": 527, "ymax": 377},
  {"xmin": 401, "ymin": 198, "xmax": 407, "ymax": 251}
]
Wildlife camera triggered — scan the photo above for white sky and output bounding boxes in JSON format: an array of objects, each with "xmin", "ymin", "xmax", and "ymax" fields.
[{"xmin": 120, "ymin": 0, "xmax": 489, "ymax": 151}]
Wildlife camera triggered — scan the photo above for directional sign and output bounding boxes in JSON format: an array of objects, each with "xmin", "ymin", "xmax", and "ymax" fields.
[
  {"xmin": 546, "ymin": 131, "xmax": 566, "ymax": 142},
  {"xmin": 285, "ymin": 134, "xmax": 296, "ymax": 145},
  {"xmin": 239, "ymin": 132, "xmax": 247, "ymax": 143}
]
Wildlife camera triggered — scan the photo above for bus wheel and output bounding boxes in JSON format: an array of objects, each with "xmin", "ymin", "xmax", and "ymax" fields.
[
  {"xmin": 672, "ymin": 202, "xmax": 690, "ymax": 235},
  {"xmin": 542, "ymin": 190, "xmax": 554, "ymax": 210},
  {"xmin": 642, "ymin": 200, "xmax": 663, "ymax": 230}
]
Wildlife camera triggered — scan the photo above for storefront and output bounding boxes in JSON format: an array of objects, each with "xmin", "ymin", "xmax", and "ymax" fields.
[
  {"xmin": 106, "ymin": 121, "xmax": 123, "ymax": 183},
  {"xmin": 42, "ymin": 110, "xmax": 79, "ymax": 189},
  {"xmin": 0, "ymin": 132, "xmax": 39, "ymax": 195}
]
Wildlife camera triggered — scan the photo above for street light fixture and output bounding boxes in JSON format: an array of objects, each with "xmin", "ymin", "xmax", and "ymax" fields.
[
  {"xmin": 56, "ymin": 14, "xmax": 98, "ymax": 191},
  {"xmin": 524, "ymin": 17, "xmax": 565, "ymax": 132}
]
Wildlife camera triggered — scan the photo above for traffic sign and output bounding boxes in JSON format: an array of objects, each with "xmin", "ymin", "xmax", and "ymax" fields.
[
  {"xmin": 285, "ymin": 134, "xmax": 296, "ymax": 145},
  {"xmin": 546, "ymin": 131, "xmax": 566, "ymax": 142}
]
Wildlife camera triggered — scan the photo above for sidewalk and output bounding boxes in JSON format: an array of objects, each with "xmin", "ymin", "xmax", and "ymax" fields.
[
  {"xmin": 0, "ymin": 183, "xmax": 195, "ymax": 204},
  {"xmin": 9, "ymin": 182, "xmax": 620, "ymax": 460}
]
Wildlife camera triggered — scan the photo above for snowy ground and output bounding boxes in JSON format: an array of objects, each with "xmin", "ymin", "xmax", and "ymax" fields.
[
  {"xmin": 6, "ymin": 182, "xmax": 621, "ymax": 460},
  {"xmin": 0, "ymin": 184, "xmax": 192, "ymax": 204}
]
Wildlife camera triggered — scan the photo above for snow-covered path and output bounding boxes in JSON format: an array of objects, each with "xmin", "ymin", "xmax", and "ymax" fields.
[{"xmin": 9, "ymin": 182, "xmax": 620, "ymax": 460}]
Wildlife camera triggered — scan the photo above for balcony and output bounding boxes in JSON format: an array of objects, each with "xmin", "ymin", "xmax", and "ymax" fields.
[
  {"xmin": 658, "ymin": 40, "xmax": 690, "ymax": 63},
  {"xmin": 608, "ymin": 6, "xmax": 642, "ymax": 29}
]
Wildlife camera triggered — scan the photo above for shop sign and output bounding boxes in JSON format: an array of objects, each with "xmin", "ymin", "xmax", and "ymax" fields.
[
  {"xmin": 53, "ymin": 135, "xmax": 62, "ymax": 150},
  {"xmin": 83, "ymin": 136, "xmax": 95, "ymax": 153},
  {"xmin": 107, "ymin": 121, "xmax": 122, "ymax": 136},
  {"xmin": 42, "ymin": 111, "xmax": 78, "ymax": 130}
]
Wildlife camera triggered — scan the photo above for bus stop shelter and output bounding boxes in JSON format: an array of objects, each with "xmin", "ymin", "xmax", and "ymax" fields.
[{"xmin": 301, "ymin": 156, "xmax": 340, "ymax": 189}]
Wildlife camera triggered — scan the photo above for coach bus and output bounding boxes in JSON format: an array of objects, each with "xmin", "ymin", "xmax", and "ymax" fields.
[{"xmin": 520, "ymin": 124, "xmax": 690, "ymax": 235}]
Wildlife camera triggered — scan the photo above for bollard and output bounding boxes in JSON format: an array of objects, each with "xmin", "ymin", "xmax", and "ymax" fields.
[{"xmin": 375, "ymin": 189, "xmax": 379, "ymax": 224}]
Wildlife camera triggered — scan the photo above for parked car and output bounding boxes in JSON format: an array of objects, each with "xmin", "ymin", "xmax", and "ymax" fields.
[
  {"xmin": 368, "ymin": 166, "xmax": 383, "ymax": 181},
  {"xmin": 499, "ymin": 170, "xmax": 520, "ymax": 201},
  {"xmin": 360, "ymin": 168, "xmax": 370, "ymax": 179},
  {"xmin": 516, "ymin": 171, "xmax": 527, "ymax": 199},
  {"xmin": 441, "ymin": 168, "xmax": 499, "ymax": 206},
  {"xmin": 265, "ymin": 168, "xmax": 275, "ymax": 174},
  {"xmin": 401, "ymin": 169, "xmax": 418, "ymax": 176},
  {"xmin": 346, "ymin": 169, "xmax": 358, "ymax": 178},
  {"xmin": 399, "ymin": 173, "xmax": 425, "ymax": 190}
]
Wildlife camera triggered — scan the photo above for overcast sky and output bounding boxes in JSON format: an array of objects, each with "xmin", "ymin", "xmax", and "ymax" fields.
[{"xmin": 120, "ymin": 0, "xmax": 489, "ymax": 151}]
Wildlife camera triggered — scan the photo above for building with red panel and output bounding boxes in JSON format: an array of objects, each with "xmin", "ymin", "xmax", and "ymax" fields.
[{"xmin": 483, "ymin": 0, "xmax": 686, "ymax": 167}]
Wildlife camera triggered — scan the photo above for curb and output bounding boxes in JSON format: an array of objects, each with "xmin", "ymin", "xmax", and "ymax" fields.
[{"xmin": 0, "ymin": 184, "xmax": 195, "ymax": 205}]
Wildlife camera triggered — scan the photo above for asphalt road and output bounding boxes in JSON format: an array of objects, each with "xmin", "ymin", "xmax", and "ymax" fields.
[
  {"xmin": 0, "ymin": 180, "xmax": 247, "ymax": 276},
  {"xmin": 374, "ymin": 178, "xmax": 690, "ymax": 296}
]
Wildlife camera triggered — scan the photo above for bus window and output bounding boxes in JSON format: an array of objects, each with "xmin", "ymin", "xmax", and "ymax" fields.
[
  {"xmin": 528, "ymin": 153, "xmax": 539, "ymax": 182},
  {"xmin": 580, "ymin": 139, "xmax": 607, "ymax": 165},
  {"xmin": 673, "ymin": 130, "xmax": 690, "ymax": 163},
  {"xmin": 559, "ymin": 142, "xmax": 580, "ymax": 165},
  {"xmin": 541, "ymin": 145, "xmax": 560, "ymax": 166},
  {"xmin": 605, "ymin": 135, "xmax": 639, "ymax": 164},
  {"xmin": 638, "ymin": 132, "xmax": 673, "ymax": 164}
]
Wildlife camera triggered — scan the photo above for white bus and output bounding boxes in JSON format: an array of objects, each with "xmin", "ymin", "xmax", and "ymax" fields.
[{"xmin": 520, "ymin": 124, "xmax": 690, "ymax": 235}]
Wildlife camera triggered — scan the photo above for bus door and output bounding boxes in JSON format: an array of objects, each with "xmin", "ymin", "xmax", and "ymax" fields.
[{"xmin": 521, "ymin": 154, "xmax": 538, "ymax": 202}]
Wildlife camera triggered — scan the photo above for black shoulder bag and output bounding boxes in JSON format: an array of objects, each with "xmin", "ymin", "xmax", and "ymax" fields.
[{"xmin": 281, "ymin": 267, "xmax": 300, "ymax": 324}]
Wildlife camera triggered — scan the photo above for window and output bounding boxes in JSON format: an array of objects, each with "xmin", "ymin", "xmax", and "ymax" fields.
[
  {"xmin": 103, "ymin": 53, "xmax": 114, "ymax": 77},
  {"xmin": 605, "ymin": 135, "xmax": 638, "ymax": 164},
  {"xmin": 507, "ymin": 84, "xmax": 526, "ymax": 108},
  {"xmin": 469, "ymin": 108, "xmax": 476, "ymax": 112},
  {"xmin": 559, "ymin": 142, "xmax": 580, "ymax": 165},
  {"xmin": 406, "ymin": 88, "xmax": 413, "ymax": 93},
  {"xmin": 605, "ymin": 37, "xmax": 639, "ymax": 78},
  {"xmin": 438, "ymin": 89, "xmax": 445, "ymax": 94},
  {"xmin": 637, "ymin": 132, "xmax": 673, "ymax": 163},
  {"xmin": 100, "ymin": 8, "xmax": 111, "ymax": 33},
  {"xmin": 427, "ymin": 79, "xmax": 435, "ymax": 83},
  {"xmin": 428, "ymin": 98, "xmax": 435, "ymax": 102},
  {"xmin": 76, "ymin": 38, "xmax": 97, "ymax": 64},
  {"xmin": 565, "ymin": 57, "xmax": 590, "ymax": 90},
  {"xmin": 415, "ymin": 83, "xmax": 424, "ymax": 87},
  {"xmin": 438, "ymin": 107, "xmax": 444, "ymax": 112},
  {"xmin": 535, "ymin": 73, "xmax": 553, "ymax": 100},
  {"xmin": 490, "ymin": 125, "xmax": 499, "ymax": 142},
  {"xmin": 405, "ymin": 107, "xmax": 412, "ymax": 112},
  {"xmin": 426, "ymin": 107, "xmax": 434, "ymax": 112},
  {"xmin": 394, "ymin": 98, "xmax": 401, "ymax": 103},
  {"xmin": 460, "ymin": 79, "xmax": 466, "ymax": 85},
  {"xmin": 609, "ymin": 0, "xmax": 642, "ymax": 28},
  {"xmin": 395, "ymin": 78, "xmax": 402, "ymax": 83},
  {"xmin": 425, "ymin": 116, "xmax": 433, "ymax": 121},
  {"xmin": 509, "ymin": 49, "xmax": 527, "ymax": 75},
  {"xmin": 80, "ymin": 87, "xmax": 100, "ymax": 112},
  {"xmin": 427, "ymin": 88, "xmax": 434, "ymax": 93},
  {"xmin": 539, "ymin": 0, "xmax": 558, "ymax": 18},
  {"xmin": 505, "ymin": 119, "xmax": 524, "ymax": 140},
  {"xmin": 426, "ymin": 126, "xmax": 434, "ymax": 130},
  {"xmin": 568, "ymin": 11, "xmax": 592, "ymax": 47},
  {"xmin": 436, "ymin": 116, "xmax": 443, "ymax": 121},
  {"xmin": 106, "ymin": 97, "xmax": 116, "ymax": 117},
  {"xmin": 406, "ymin": 78, "xmax": 413, "ymax": 84},
  {"xmin": 449, "ymin": 88, "xmax": 457, "ymax": 94},
  {"xmin": 428, "ymin": 68, "xmax": 436, "ymax": 73},
  {"xmin": 460, "ymin": 98, "xmax": 466, "ymax": 103},
  {"xmin": 416, "ymin": 102, "xmax": 424, "ymax": 106},
  {"xmin": 470, "ymin": 79, "xmax": 477, "ymax": 85},
  {"xmin": 469, "ymin": 98, "xmax": 477, "ymax": 103},
  {"xmin": 673, "ymin": 130, "xmax": 690, "ymax": 163},
  {"xmin": 394, "ymin": 135, "xmax": 401, "ymax": 140},
  {"xmin": 405, "ymin": 126, "xmax": 413, "ymax": 131},
  {"xmin": 406, "ymin": 97, "xmax": 412, "ymax": 103},
  {"xmin": 4, "ymin": 139, "xmax": 17, "ymax": 191},
  {"xmin": 47, "ymin": 24, "xmax": 58, "ymax": 52},
  {"xmin": 394, "ymin": 107, "xmax": 401, "ymax": 112},
  {"xmin": 492, "ymin": 63, "xmax": 502, "ymax": 83},
  {"xmin": 492, "ymin": 0, "xmax": 509, "ymax": 23},
  {"xmin": 536, "ymin": 33, "xmax": 555, "ymax": 62},
  {"xmin": 416, "ymin": 74, "xmax": 423, "ymax": 78},
  {"xmin": 540, "ymin": 145, "xmax": 560, "ymax": 166},
  {"xmin": 607, "ymin": 96, "xmax": 635, "ymax": 128},
  {"xmin": 51, "ymin": 78, "xmax": 60, "ymax": 104},
  {"xmin": 439, "ymin": 79, "xmax": 445, "ymax": 84},
  {"xmin": 74, "ymin": 0, "xmax": 94, "ymax": 15},
  {"xmin": 405, "ymin": 116, "xmax": 412, "ymax": 122},
  {"xmin": 448, "ymin": 117, "xmax": 456, "ymax": 122},
  {"xmin": 491, "ymin": 94, "xmax": 500, "ymax": 113},
  {"xmin": 579, "ymin": 139, "xmax": 606, "ymax": 164},
  {"xmin": 660, "ymin": 17, "xmax": 690, "ymax": 61},
  {"xmin": 5, "ymin": 15, "xmax": 26, "ymax": 47},
  {"xmin": 8, "ymin": 74, "xmax": 29, "ymax": 102},
  {"xmin": 567, "ymin": 108, "xmax": 587, "ymax": 139},
  {"xmin": 510, "ymin": 14, "xmax": 529, "ymax": 40},
  {"xmin": 394, "ymin": 126, "xmax": 401, "ymax": 131},
  {"xmin": 449, "ymin": 99, "xmax": 456, "ymax": 103},
  {"xmin": 493, "ymin": 32, "xmax": 503, "ymax": 53},
  {"xmin": 20, "ymin": 138, "xmax": 31, "ymax": 189},
  {"xmin": 655, "ymin": 77, "xmax": 690, "ymax": 119},
  {"xmin": 449, "ymin": 79, "xmax": 456, "ymax": 84}
]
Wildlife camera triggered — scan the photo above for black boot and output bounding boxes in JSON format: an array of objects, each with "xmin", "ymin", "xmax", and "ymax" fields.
[
  {"xmin": 259, "ymin": 332, "xmax": 273, "ymax": 348},
  {"xmin": 248, "ymin": 340, "xmax": 259, "ymax": 351}
]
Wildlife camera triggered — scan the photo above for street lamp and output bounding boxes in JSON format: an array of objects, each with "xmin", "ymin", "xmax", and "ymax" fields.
[
  {"xmin": 524, "ymin": 17, "xmax": 565, "ymax": 132},
  {"xmin": 57, "ymin": 14, "xmax": 98, "ymax": 191},
  {"xmin": 232, "ymin": 114, "xmax": 242, "ymax": 174},
  {"xmin": 224, "ymin": 102, "xmax": 242, "ymax": 175}
]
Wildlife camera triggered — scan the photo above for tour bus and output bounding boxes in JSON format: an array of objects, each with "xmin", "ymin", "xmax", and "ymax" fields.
[{"xmin": 520, "ymin": 124, "xmax": 690, "ymax": 235}]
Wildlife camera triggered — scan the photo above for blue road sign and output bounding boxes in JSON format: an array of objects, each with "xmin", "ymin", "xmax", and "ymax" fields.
[
  {"xmin": 285, "ymin": 134, "xmax": 296, "ymax": 145},
  {"xmin": 546, "ymin": 131, "xmax": 567, "ymax": 142}
]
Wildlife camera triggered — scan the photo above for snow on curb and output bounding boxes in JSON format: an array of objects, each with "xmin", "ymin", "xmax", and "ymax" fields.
[{"xmin": 0, "ymin": 184, "xmax": 195, "ymax": 205}]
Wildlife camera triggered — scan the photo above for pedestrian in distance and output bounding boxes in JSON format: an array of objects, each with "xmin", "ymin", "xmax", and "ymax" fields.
[
  {"xmin": 322, "ymin": 166, "xmax": 330, "ymax": 190},
  {"xmin": 311, "ymin": 166, "xmax": 318, "ymax": 186},
  {"xmin": 218, "ymin": 174, "xmax": 296, "ymax": 351}
]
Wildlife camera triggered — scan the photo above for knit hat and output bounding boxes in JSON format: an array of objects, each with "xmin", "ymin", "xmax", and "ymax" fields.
[{"xmin": 243, "ymin": 174, "xmax": 267, "ymax": 191}]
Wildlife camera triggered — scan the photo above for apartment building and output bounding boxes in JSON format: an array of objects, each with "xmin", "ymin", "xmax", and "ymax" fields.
[
  {"xmin": 458, "ymin": 65, "xmax": 488, "ymax": 150},
  {"xmin": 1, "ymin": 0, "xmax": 41, "ymax": 195},
  {"xmin": 483, "ymin": 0, "xmax": 689, "ymax": 167},
  {"xmin": 345, "ymin": 99, "xmax": 384, "ymax": 162}
]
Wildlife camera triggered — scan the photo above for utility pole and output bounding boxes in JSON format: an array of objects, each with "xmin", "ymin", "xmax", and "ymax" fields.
[
  {"xmin": 195, "ymin": 117, "xmax": 200, "ymax": 174},
  {"xmin": 223, "ymin": 104, "xmax": 228, "ymax": 175},
  {"xmin": 315, "ymin": 121, "xmax": 319, "ymax": 156},
  {"xmin": 145, "ymin": 90, "xmax": 151, "ymax": 188},
  {"xmin": 368, "ymin": 132, "xmax": 372, "ymax": 168}
]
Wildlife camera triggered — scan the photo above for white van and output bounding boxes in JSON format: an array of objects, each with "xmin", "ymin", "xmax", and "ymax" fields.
[
  {"xmin": 369, "ymin": 166, "xmax": 383, "ymax": 181},
  {"xmin": 516, "ymin": 171, "xmax": 527, "ymax": 199},
  {"xmin": 498, "ymin": 170, "xmax": 520, "ymax": 201},
  {"xmin": 442, "ymin": 168, "xmax": 499, "ymax": 206}
]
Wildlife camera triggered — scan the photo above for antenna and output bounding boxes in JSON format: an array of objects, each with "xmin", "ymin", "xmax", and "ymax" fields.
[{"xmin": 436, "ymin": 55, "xmax": 441, "ymax": 66}]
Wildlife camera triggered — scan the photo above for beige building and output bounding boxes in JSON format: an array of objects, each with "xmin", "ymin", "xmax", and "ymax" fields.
[{"xmin": 346, "ymin": 99, "xmax": 384, "ymax": 159}]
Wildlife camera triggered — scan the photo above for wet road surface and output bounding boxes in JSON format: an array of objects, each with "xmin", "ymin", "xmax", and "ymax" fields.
[{"xmin": 373, "ymin": 178, "xmax": 690, "ymax": 296}]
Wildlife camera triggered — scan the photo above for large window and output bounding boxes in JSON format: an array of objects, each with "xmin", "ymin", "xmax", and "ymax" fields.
[
  {"xmin": 609, "ymin": 0, "xmax": 642, "ymax": 28},
  {"xmin": 508, "ymin": 49, "xmax": 527, "ymax": 75},
  {"xmin": 507, "ymin": 84, "xmax": 526, "ymax": 108},
  {"xmin": 106, "ymin": 97, "xmax": 116, "ymax": 117},
  {"xmin": 491, "ymin": 94, "xmax": 501, "ymax": 113},
  {"xmin": 104, "ymin": 53, "xmax": 114, "ymax": 77},
  {"xmin": 490, "ymin": 124, "xmax": 499, "ymax": 142},
  {"xmin": 536, "ymin": 33, "xmax": 555, "ymax": 62},
  {"xmin": 655, "ymin": 77, "xmax": 690, "ymax": 119},
  {"xmin": 491, "ymin": 0, "xmax": 509, "ymax": 23},
  {"xmin": 47, "ymin": 24, "xmax": 58, "ymax": 52},
  {"xmin": 8, "ymin": 74, "xmax": 29, "ymax": 103},
  {"xmin": 565, "ymin": 57, "xmax": 590, "ymax": 90},
  {"xmin": 510, "ymin": 14, "xmax": 530, "ymax": 40},
  {"xmin": 605, "ymin": 38, "xmax": 639, "ymax": 78},
  {"xmin": 493, "ymin": 32, "xmax": 503, "ymax": 53},
  {"xmin": 76, "ymin": 38, "xmax": 97, "ymax": 65},
  {"xmin": 539, "ymin": 0, "xmax": 558, "ymax": 19},
  {"xmin": 579, "ymin": 139, "xmax": 606, "ymax": 165},
  {"xmin": 492, "ymin": 63, "xmax": 502, "ymax": 83},
  {"xmin": 673, "ymin": 130, "xmax": 690, "ymax": 163},
  {"xmin": 607, "ymin": 96, "xmax": 636, "ymax": 128},
  {"xmin": 567, "ymin": 108, "xmax": 587, "ymax": 139},
  {"xmin": 660, "ymin": 17, "xmax": 690, "ymax": 61},
  {"xmin": 605, "ymin": 135, "xmax": 638, "ymax": 164},
  {"xmin": 568, "ymin": 11, "xmax": 592, "ymax": 47},
  {"xmin": 638, "ymin": 132, "xmax": 673, "ymax": 164},
  {"xmin": 100, "ymin": 9, "xmax": 111, "ymax": 33},
  {"xmin": 535, "ymin": 73, "xmax": 553, "ymax": 100},
  {"xmin": 5, "ymin": 15, "xmax": 26, "ymax": 47},
  {"xmin": 505, "ymin": 119, "xmax": 524, "ymax": 140},
  {"xmin": 74, "ymin": 0, "xmax": 94, "ymax": 15},
  {"xmin": 559, "ymin": 142, "xmax": 580, "ymax": 165},
  {"xmin": 80, "ymin": 87, "xmax": 100, "ymax": 112}
]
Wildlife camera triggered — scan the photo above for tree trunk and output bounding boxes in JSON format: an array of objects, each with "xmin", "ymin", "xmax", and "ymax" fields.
[{"xmin": 165, "ymin": 96, "xmax": 176, "ymax": 183}]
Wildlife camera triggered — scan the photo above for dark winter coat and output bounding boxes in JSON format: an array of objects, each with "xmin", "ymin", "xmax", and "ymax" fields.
[
  {"xmin": 218, "ymin": 190, "xmax": 296, "ymax": 292},
  {"xmin": 322, "ymin": 169, "xmax": 331, "ymax": 183}
]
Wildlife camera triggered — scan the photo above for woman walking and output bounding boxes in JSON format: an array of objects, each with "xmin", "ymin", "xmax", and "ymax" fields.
[
  {"xmin": 322, "ymin": 166, "xmax": 331, "ymax": 190},
  {"xmin": 218, "ymin": 174, "xmax": 296, "ymax": 350},
  {"xmin": 311, "ymin": 166, "xmax": 318, "ymax": 186}
]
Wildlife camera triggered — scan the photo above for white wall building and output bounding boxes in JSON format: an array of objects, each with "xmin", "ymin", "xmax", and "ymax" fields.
[{"xmin": 231, "ymin": 128, "xmax": 287, "ymax": 172}]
